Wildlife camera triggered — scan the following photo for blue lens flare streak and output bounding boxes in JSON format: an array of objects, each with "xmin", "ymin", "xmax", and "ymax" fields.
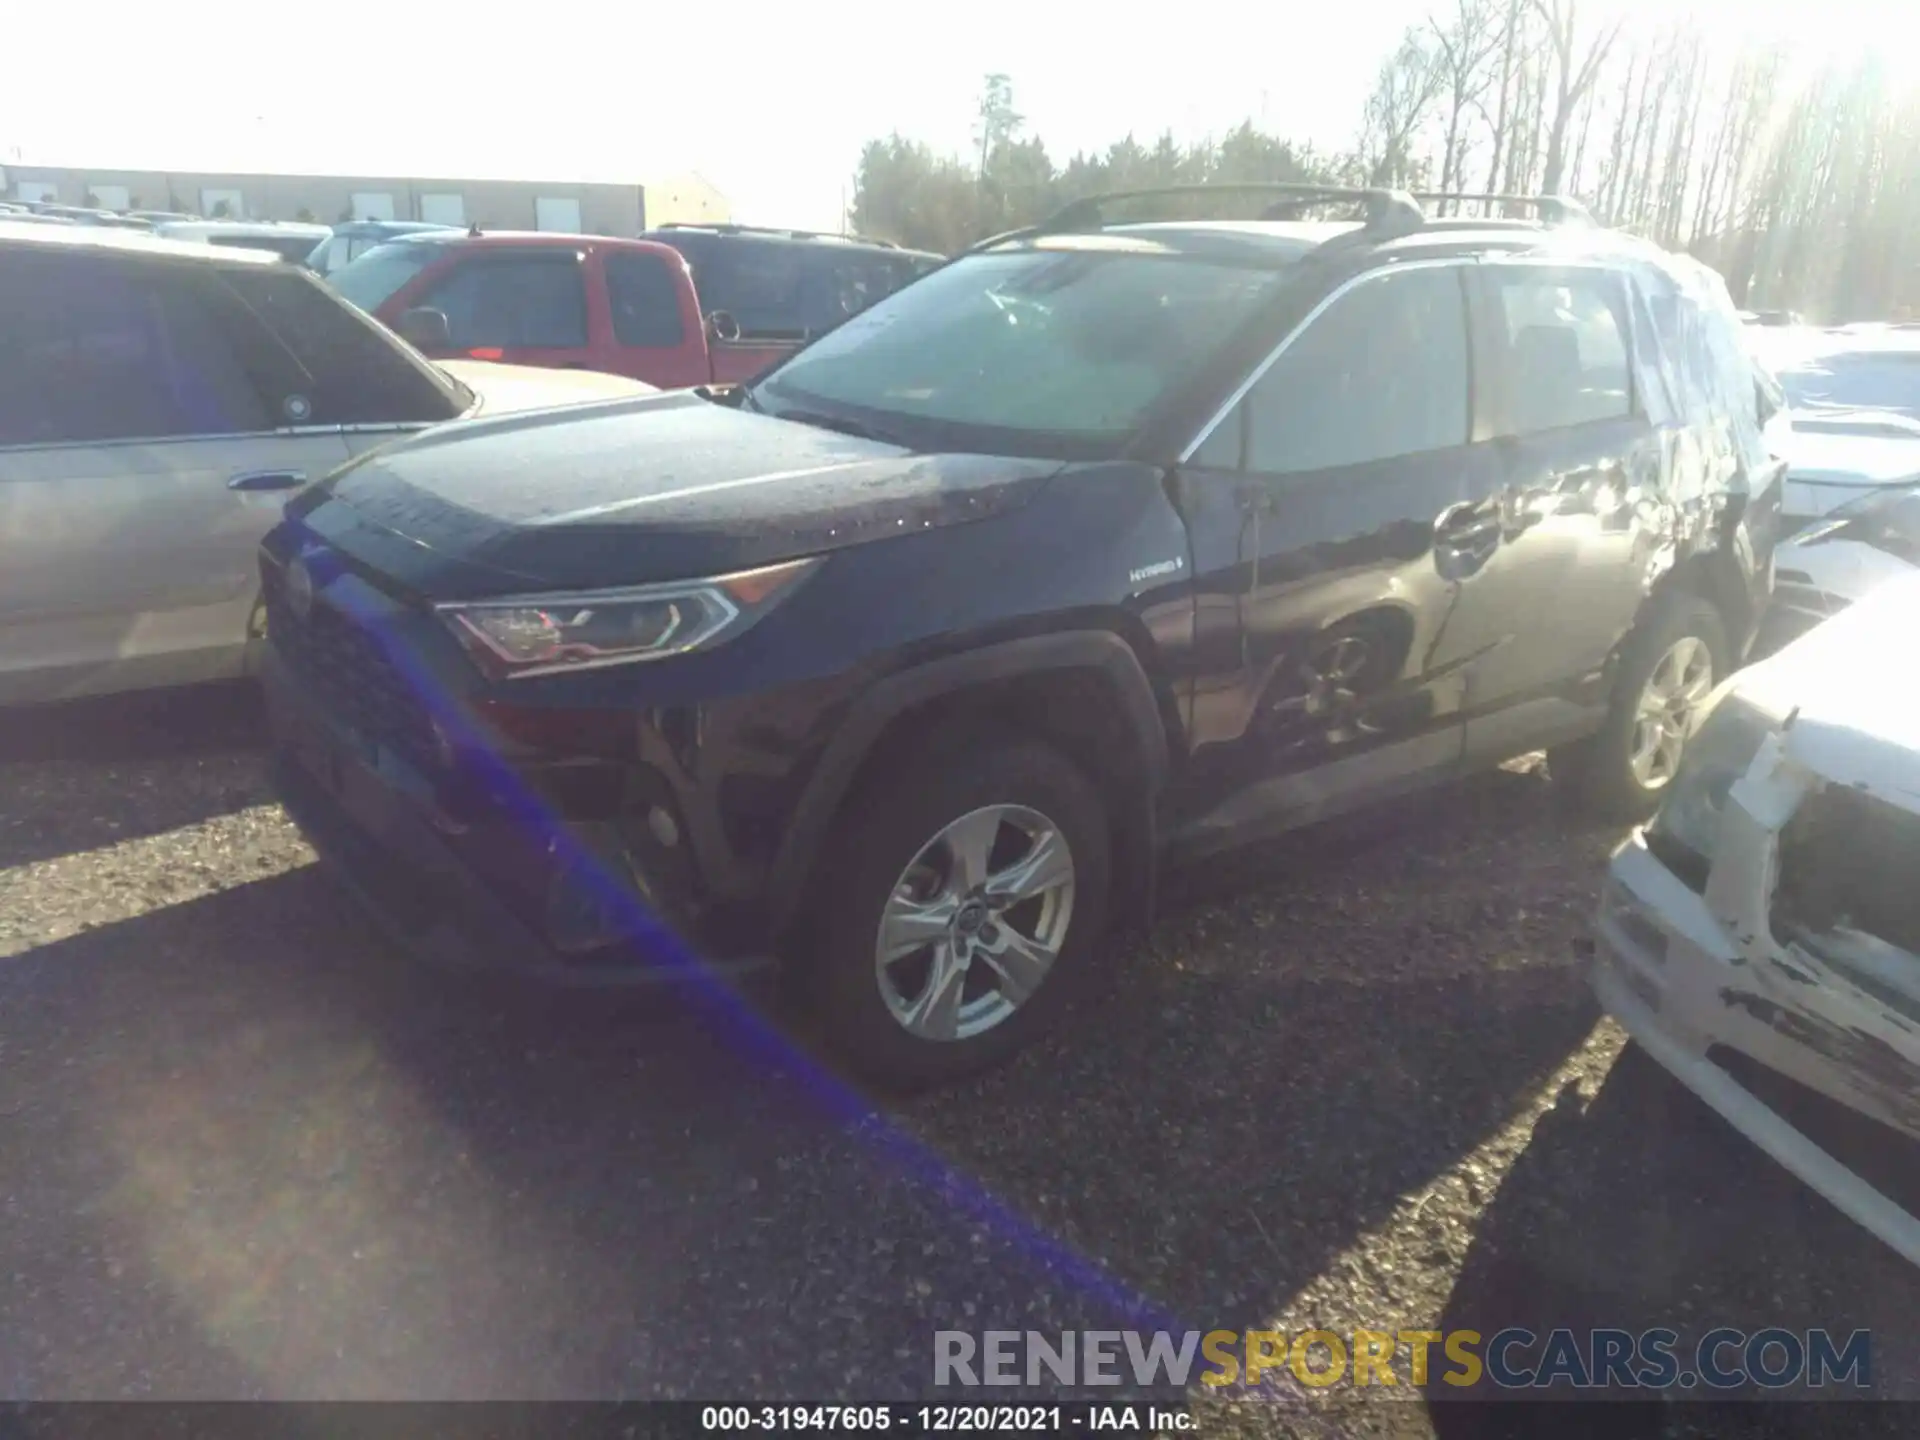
[{"xmin": 318, "ymin": 569, "xmax": 1180, "ymax": 1338}]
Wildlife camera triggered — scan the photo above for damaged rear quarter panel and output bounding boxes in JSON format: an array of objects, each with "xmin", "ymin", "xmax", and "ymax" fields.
[{"xmin": 1627, "ymin": 256, "xmax": 1782, "ymax": 638}]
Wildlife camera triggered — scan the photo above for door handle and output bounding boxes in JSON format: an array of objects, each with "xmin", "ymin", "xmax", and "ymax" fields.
[{"xmin": 228, "ymin": 469, "xmax": 307, "ymax": 492}]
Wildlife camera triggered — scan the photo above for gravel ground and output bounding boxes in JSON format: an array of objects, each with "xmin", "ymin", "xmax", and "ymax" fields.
[{"xmin": 3, "ymin": 686, "xmax": 1917, "ymax": 1431}]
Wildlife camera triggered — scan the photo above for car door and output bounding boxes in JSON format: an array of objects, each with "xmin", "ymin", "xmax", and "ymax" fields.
[
  {"xmin": 0, "ymin": 249, "xmax": 349, "ymax": 704},
  {"xmin": 1168, "ymin": 260, "xmax": 1501, "ymax": 848},
  {"xmin": 405, "ymin": 247, "xmax": 598, "ymax": 372},
  {"xmin": 602, "ymin": 247, "xmax": 710, "ymax": 388},
  {"xmin": 1454, "ymin": 261, "xmax": 1664, "ymax": 761}
]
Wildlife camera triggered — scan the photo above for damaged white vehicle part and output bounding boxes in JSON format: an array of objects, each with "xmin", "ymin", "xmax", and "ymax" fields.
[{"xmin": 1594, "ymin": 585, "xmax": 1920, "ymax": 1266}]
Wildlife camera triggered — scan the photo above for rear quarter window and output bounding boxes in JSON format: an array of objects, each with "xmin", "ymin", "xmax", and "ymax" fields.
[{"xmin": 210, "ymin": 266, "xmax": 466, "ymax": 426}]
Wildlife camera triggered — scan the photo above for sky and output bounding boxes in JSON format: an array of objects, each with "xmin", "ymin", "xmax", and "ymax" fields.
[{"xmin": 4, "ymin": 0, "xmax": 1914, "ymax": 234}]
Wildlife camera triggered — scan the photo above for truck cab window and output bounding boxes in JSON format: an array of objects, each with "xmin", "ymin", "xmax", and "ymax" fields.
[
  {"xmin": 605, "ymin": 252, "xmax": 686, "ymax": 348},
  {"xmin": 419, "ymin": 253, "xmax": 589, "ymax": 350}
]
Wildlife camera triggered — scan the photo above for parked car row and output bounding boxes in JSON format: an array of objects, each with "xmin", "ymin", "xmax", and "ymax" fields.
[
  {"xmin": 322, "ymin": 222, "xmax": 944, "ymax": 387},
  {"xmin": 14, "ymin": 178, "xmax": 1920, "ymax": 1273},
  {"xmin": 3, "ymin": 197, "xmax": 947, "ymax": 365}
]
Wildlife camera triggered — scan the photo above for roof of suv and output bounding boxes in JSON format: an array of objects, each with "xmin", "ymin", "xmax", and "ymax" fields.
[
  {"xmin": 999, "ymin": 214, "xmax": 1666, "ymax": 275},
  {"xmin": 0, "ymin": 219, "xmax": 281, "ymax": 265},
  {"xmin": 968, "ymin": 185, "xmax": 1681, "ymax": 276},
  {"xmin": 645, "ymin": 223, "xmax": 940, "ymax": 260}
]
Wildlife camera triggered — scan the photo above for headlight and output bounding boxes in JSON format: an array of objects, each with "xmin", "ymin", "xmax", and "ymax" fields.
[
  {"xmin": 437, "ymin": 557, "xmax": 817, "ymax": 680},
  {"xmin": 1643, "ymin": 689, "xmax": 1777, "ymax": 866}
]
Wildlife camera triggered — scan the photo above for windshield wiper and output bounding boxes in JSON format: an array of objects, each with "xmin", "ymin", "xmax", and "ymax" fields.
[{"xmin": 769, "ymin": 406, "xmax": 910, "ymax": 449}]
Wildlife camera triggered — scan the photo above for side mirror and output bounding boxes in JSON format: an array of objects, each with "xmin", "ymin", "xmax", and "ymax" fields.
[
  {"xmin": 395, "ymin": 306, "xmax": 452, "ymax": 352},
  {"xmin": 706, "ymin": 309, "xmax": 742, "ymax": 344}
]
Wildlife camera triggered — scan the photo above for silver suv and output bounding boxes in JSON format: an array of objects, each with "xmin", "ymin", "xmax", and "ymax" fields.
[{"xmin": 0, "ymin": 222, "xmax": 651, "ymax": 705}]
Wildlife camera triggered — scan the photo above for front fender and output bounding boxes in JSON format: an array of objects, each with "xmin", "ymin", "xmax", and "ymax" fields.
[{"xmin": 764, "ymin": 629, "xmax": 1169, "ymax": 936}]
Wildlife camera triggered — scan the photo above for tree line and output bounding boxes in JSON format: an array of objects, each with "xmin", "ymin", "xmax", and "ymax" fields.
[{"xmin": 849, "ymin": 4, "xmax": 1920, "ymax": 320}]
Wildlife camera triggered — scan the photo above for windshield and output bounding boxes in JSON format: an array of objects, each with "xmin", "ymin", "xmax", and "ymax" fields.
[
  {"xmin": 329, "ymin": 240, "xmax": 441, "ymax": 312},
  {"xmin": 750, "ymin": 246, "xmax": 1290, "ymax": 456}
]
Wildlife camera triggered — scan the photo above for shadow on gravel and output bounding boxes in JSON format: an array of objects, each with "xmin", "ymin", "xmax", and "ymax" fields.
[
  {"xmin": 0, "ymin": 682, "xmax": 273, "ymax": 871},
  {"xmin": 896, "ymin": 765, "xmax": 1611, "ymax": 1336},
  {"xmin": 5, "ymin": 759, "xmax": 1617, "ymax": 1401},
  {"xmin": 0, "ymin": 681, "xmax": 266, "ymax": 765},
  {"xmin": 1427, "ymin": 1045, "xmax": 1920, "ymax": 1435},
  {"xmin": 4, "ymin": 869, "xmax": 1147, "ymax": 1398}
]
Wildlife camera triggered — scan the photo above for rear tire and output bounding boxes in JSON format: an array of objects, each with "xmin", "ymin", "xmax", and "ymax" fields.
[
  {"xmin": 1554, "ymin": 594, "xmax": 1729, "ymax": 823},
  {"xmin": 810, "ymin": 736, "xmax": 1111, "ymax": 1091}
]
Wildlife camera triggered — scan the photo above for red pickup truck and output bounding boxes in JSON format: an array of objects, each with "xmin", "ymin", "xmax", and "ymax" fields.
[
  {"xmin": 327, "ymin": 231, "xmax": 785, "ymax": 387},
  {"xmin": 327, "ymin": 227, "xmax": 939, "ymax": 388}
]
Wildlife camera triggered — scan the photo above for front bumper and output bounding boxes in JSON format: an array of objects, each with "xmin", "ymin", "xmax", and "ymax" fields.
[
  {"xmin": 1593, "ymin": 833, "xmax": 1920, "ymax": 1267},
  {"xmin": 264, "ymin": 646, "xmax": 772, "ymax": 989}
]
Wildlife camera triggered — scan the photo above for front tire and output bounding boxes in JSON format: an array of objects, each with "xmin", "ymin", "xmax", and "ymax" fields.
[
  {"xmin": 1555, "ymin": 594, "xmax": 1729, "ymax": 822},
  {"xmin": 811, "ymin": 736, "xmax": 1112, "ymax": 1091}
]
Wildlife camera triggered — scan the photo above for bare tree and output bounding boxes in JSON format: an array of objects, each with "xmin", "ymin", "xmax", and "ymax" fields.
[
  {"xmin": 1480, "ymin": 0, "xmax": 1525, "ymax": 194},
  {"xmin": 1529, "ymin": 0, "xmax": 1626, "ymax": 194},
  {"xmin": 1363, "ymin": 31, "xmax": 1446, "ymax": 186},
  {"xmin": 1654, "ymin": 32, "xmax": 1707, "ymax": 245},
  {"xmin": 1428, "ymin": 0, "xmax": 1503, "ymax": 207},
  {"xmin": 974, "ymin": 73, "xmax": 1023, "ymax": 180}
]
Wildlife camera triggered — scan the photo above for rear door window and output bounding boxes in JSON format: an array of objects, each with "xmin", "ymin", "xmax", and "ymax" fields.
[
  {"xmin": 1481, "ymin": 267, "xmax": 1634, "ymax": 434},
  {"xmin": 416, "ymin": 251, "xmax": 589, "ymax": 350},
  {"xmin": 0, "ymin": 252, "xmax": 269, "ymax": 446},
  {"xmin": 605, "ymin": 251, "xmax": 686, "ymax": 347},
  {"xmin": 209, "ymin": 266, "xmax": 467, "ymax": 426}
]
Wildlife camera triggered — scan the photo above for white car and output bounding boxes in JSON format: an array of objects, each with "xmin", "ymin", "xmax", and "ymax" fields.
[
  {"xmin": 1749, "ymin": 326, "xmax": 1920, "ymax": 528},
  {"xmin": 152, "ymin": 218, "xmax": 334, "ymax": 267},
  {"xmin": 0, "ymin": 221, "xmax": 653, "ymax": 706},
  {"xmin": 1593, "ymin": 570, "xmax": 1920, "ymax": 1264},
  {"xmin": 1756, "ymin": 480, "xmax": 1920, "ymax": 656}
]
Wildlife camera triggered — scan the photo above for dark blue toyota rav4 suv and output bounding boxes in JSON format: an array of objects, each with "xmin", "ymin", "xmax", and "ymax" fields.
[{"xmin": 260, "ymin": 184, "xmax": 1785, "ymax": 1089}]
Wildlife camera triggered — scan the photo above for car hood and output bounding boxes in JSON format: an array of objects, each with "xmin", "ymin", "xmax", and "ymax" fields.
[
  {"xmin": 300, "ymin": 390, "xmax": 1060, "ymax": 593},
  {"xmin": 1779, "ymin": 423, "xmax": 1920, "ymax": 519},
  {"xmin": 1736, "ymin": 571, "xmax": 1920, "ymax": 803},
  {"xmin": 440, "ymin": 358, "xmax": 657, "ymax": 415},
  {"xmin": 1782, "ymin": 425, "xmax": 1920, "ymax": 487}
]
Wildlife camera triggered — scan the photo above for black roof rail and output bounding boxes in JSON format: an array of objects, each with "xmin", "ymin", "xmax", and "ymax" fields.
[
  {"xmin": 966, "ymin": 182, "xmax": 1426, "ymax": 254},
  {"xmin": 1408, "ymin": 192, "xmax": 1593, "ymax": 225},
  {"xmin": 652, "ymin": 221, "xmax": 901, "ymax": 249}
]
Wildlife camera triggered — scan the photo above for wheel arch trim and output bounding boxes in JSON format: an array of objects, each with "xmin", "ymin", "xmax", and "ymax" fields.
[{"xmin": 765, "ymin": 629, "xmax": 1170, "ymax": 935}]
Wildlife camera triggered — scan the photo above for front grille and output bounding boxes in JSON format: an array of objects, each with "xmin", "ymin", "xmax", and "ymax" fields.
[{"xmin": 264, "ymin": 564, "xmax": 437, "ymax": 774}]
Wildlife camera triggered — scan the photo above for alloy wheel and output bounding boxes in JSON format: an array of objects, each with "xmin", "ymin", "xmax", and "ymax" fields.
[
  {"xmin": 1629, "ymin": 635, "xmax": 1715, "ymax": 788},
  {"xmin": 873, "ymin": 804, "xmax": 1076, "ymax": 1042}
]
